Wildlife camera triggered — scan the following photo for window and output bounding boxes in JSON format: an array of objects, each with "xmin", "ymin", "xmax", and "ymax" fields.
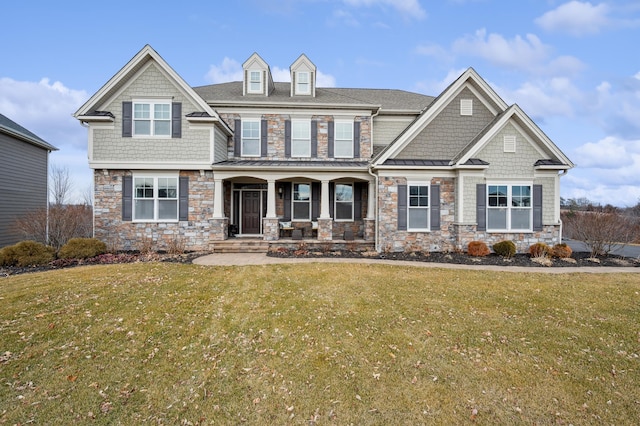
[
  {"xmin": 296, "ymin": 71, "xmax": 310, "ymax": 94},
  {"xmin": 248, "ymin": 70, "xmax": 262, "ymax": 93},
  {"xmin": 242, "ymin": 120, "xmax": 260, "ymax": 156},
  {"xmin": 291, "ymin": 120, "xmax": 311, "ymax": 157},
  {"xmin": 334, "ymin": 121, "xmax": 353, "ymax": 158},
  {"xmin": 408, "ymin": 184, "xmax": 429, "ymax": 230},
  {"xmin": 133, "ymin": 176, "xmax": 178, "ymax": 221},
  {"xmin": 460, "ymin": 99, "xmax": 473, "ymax": 116},
  {"xmin": 335, "ymin": 183, "xmax": 353, "ymax": 221},
  {"xmin": 133, "ymin": 101, "xmax": 171, "ymax": 136},
  {"xmin": 293, "ymin": 183, "xmax": 311, "ymax": 220},
  {"xmin": 487, "ymin": 184, "xmax": 532, "ymax": 231}
]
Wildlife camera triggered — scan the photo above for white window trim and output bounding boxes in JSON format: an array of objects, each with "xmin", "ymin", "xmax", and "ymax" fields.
[
  {"xmin": 291, "ymin": 119, "xmax": 311, "ymax": 157},
  {"xmin": 248, "ymin": 70, "xmax": 263, "ymax": 94},
  {"xmin": 334, "ymin": 120, "xmax": 354, "ymax": 158},
  {"xmin": 296, "ymin": 71, "xmax": 311, "ymax": 95},
  {"xmin": 132, "ymin": 173, "xmax": 179, "ymax": 222},
  {"xmin": 292, "ymin": 182, "xmax": 312, "ymax": 221},
  {"xmin": 241, "ymin": 119, "xmax": 261, "ymax": 157},
  {"xmin": 132, "ymin": 99, "xmax": 171, "ymax": 138},
  {"xmin": 407, "ymin": 182, "xmax": 430, "ymax": 232},
  {"xmin": 334, "ymin": 182, "xmax": 354, "ymax": 222},
  {"xmin": 486, "ymin": 183, "xmax": 533, "ymax": 232}
]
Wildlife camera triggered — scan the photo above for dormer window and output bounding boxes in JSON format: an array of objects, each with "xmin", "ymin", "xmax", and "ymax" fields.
[
  {"xmin": 248, "ymin": 70, "xmax": 262, "ymax": 94},
  {"xmin": 296, "ymin": 72, "xmax": 310, "ymax": 95}
]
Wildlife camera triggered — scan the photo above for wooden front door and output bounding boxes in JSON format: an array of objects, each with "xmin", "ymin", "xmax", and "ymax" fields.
[{"xmin": 241, "ymin": 191, "xmax": 261, "ymax": 234}]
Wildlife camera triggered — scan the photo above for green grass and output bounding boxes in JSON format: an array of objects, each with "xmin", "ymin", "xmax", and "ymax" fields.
[{"xmin": 1, "ymin": 263, "xmax": 639, "ymax": 424}]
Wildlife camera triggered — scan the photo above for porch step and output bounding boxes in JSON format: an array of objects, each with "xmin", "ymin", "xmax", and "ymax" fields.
[{"xmin": 211, "ymin": 239, "xmax": 269, "ymax": 253}]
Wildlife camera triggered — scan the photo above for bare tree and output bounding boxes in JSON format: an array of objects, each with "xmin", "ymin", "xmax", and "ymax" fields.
[
  {"xmin": 562, "ymin": 210, "xmax": 637, "ymax": 257},
  {"xmin": 50, "ymin": 164, "xmax": 73, "ymax": 206}
]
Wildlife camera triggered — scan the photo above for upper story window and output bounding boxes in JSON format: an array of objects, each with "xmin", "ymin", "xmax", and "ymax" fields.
[
  {"xmin": 487, "ymin": 184, "xmax": 532, "ymax": 231},
  {"xmin": 242, "ymin": 120, "xmax": 260, "ymax": 156},
  {"xmin": 296, "ymin": 71, "xmax": 310, "ymax": 95},
  {"xmin": 334, "ymin": 121, "xmax": 354, "ymax": 158},
  {"xmin": 133, "ymin": 101, "xmax": 171, "ymax": 137},
  {"xmin": 291, "ymin": 120, "xmax": 311, "ymax": 157},
  {"xmin": 134, "ymin": 175, "xmax": 178, "ymax": 221},
  {"xmin": 293, "ymin": 183, "xmax": 311, "ymax": 220},
  {"xmin": 408, "ymin": 184, "xmax": 430, "ymax": 230},
  {"xmin": 248, "ymin": 70, "xmax": 262, "ymax": 93},
  {"xmin": 335, "ymin": 183, "xmax": 353, "ymax": 221}
]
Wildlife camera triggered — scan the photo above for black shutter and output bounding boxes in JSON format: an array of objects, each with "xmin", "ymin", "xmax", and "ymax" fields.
[
  {"xmin": 430, "ymin": 184, "xmax": 440, "ymax": 231},
  {"xmin": 476, "ymin": 184, "xmax": 486, "ymax": 231},
  {"xmin": 261, "ymin": 119, "xmax": 268, "ymax": 156},
  {"xmin": 122, "ymin": 101, "xmax": 132, "ymax": 137},
  {"xmin": 328, "ymin": 121, "xmax": 334, "ymax": 158},
  {"xmin": 311, "ymin": 182, "xmax": 320, "ymax": 220},
  {"xmin": 234, "ymin": 119, "xmax": 241, "ymax": 157},
  {"xmin": 284, "ymin": 119, "xmax": 291, "ymax": 158},
  {"xmin": 283, "ymin": 182, "xmax": 292, "ymax": 221},
  {"xmin": 533, "ymin": 184, "xmax": 543, "ymax": 231},
  {"xmin": 172, "ymin": 102, "xmax": 182, "ymax": 138},
  {"xmin": 397, "ymin": 184, "xmax": 407, "ymax": 231},
  {"xmin": 179, "ymin": 176, "xmax": 189, "ymax": 221},
  {"xmin": 122, "ymin": 176, "xmax": 132, "ymax": 221},
  {"xmin": 353, "ymin": 121, "xmax": 360, "ymax": 158},
  {"xmin": 354, "ymin": 182, "xmax": 363, "ymax": 220},
  {"xmin": 311, "ymin": 120, "xmax": 318, "ymax": 158},
  {"xmin": 329, "ymin": 183, "xmax": 334, "ymax": 218}
]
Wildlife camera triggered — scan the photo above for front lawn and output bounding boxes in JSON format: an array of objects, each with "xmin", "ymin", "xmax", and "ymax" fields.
[{"xmin": 1, "ymin": 263, "xmax": 638, "ymax": 424}]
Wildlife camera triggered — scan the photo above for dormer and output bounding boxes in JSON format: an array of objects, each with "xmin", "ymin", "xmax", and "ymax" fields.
[
  {"xmin": 290, "ymin": 54, "xmax": 316, "ymax": 97},
  {"xmin": 242, "ymin": 53, "xmax": 274, "ymax": 96}
]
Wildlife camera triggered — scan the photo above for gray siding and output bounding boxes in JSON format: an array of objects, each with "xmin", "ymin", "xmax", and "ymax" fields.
[
  {"xmin": 0, "ymin": 133, "xmax": 49, "ymax": 247},
  {"xmin": 213, "ymin": 125, "xmax": 229, "ymax": 163}
]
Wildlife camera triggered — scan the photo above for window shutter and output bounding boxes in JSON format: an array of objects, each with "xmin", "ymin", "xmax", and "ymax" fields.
[
  {"xmin": 311, "ymin": 120, "xmax": 318, "ymax": 158},
  {"xmin": 172, "ymin": 102, "xmax": 182, "ymax": 138},
  {"xmin": 329, "ymin": 183, "xmax": 334, "ymax": 218},
  {"xmin": 284, "ymin": 120, "xmax": 291, "ymax": 158},
  {"xmin": 353, "ymin": 121, "xmax": 360, "ymax": 158},
  {"xmin": 122, "ymin": 101, "xmax": 132, "ymax": 137},
  {"xmin": 234, "ymin": 119, "xmax": 241, "ymax": 156},
  {"xmin": 430, "ymin": 184, "xmax": 440, "ymax": 231},
  {"xmin": 311, "ymin": 182, "xmax": 320, "ymax": 220},
  {"xmin": 283, "ymin": 182, "xmax": 292, "ymax": 221},
  {"xmin": 122, "ymin": 176, "xmax": 132, "ymax": 221},
  {"xmin": 397, "ymin": 184, "xmax": 407, "ymax": 231},
  {"xmin": 476, "ymin": 184, "xmax": 486, "ymax": 231},
  {"xmin": 533, "ymin": 184, "xmax": 543, "ymax": 231},
  {"xmin": 328, "ymin": 121, "xmax": 334, "ymax": 158},
  {"xmin": 354, "ymin": 182, "xmax": 363, "ymax": 220},
  {"xmin": 260, "ymin": 119, "xmax": 268, "ymax": 156},
  {"xmin": 179, "ymin": 176, "xmax": 189, "ymax": 221}
]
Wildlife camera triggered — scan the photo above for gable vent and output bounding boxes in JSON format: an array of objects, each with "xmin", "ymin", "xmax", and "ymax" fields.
[
  {"xmin": 504, "ymin": 135, "xmax": 516, "ymax": 152},
  {"xmin": 460, "ymin": 99, "xmax": 473, "ymax": 116}
]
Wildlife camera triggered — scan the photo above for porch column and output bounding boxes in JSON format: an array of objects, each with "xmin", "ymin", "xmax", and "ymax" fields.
[
  {"xmin": 213, "ymin": 178, "xmax": 224, "ymax": 218},
  {"xmin": 320, "ymin": 180, "xmax": 331, "ymax": 219},
  {"xmin": 266, "ymin": 179, "xmax": 277, "ymax": 218},
  {"xmin": 367, "ymin": 179, "xmax": 375, "ymax": 219}
]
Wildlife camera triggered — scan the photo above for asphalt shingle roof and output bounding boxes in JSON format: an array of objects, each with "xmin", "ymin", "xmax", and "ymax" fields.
[{"xmin": 0, "ymin": 113, "xmax": 57, "ymax": 151}]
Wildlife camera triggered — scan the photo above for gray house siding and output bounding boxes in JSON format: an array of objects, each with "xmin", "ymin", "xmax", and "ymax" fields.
[{"xmin": 0, "ymin": 133, "xmax": 50, "ymax": 247}]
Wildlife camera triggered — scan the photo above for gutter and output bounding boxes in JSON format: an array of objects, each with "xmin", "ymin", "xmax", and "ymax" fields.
[{"xmin": 368, "ymin": 107, "xmax": 381, "ymax": 252}]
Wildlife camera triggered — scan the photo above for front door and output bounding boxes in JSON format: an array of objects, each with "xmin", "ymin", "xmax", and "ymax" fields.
[{"xmin": 242, "ymin": 191, "xmax": 261, "ymax": 234}]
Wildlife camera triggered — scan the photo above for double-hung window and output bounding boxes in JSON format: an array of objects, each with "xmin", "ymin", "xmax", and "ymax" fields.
[
  {"xmin": 133, "ymin": 101, "xmax": 171, "ymax": 136},
  {"xmin": 291, "ymin": 120, "xmax": 311, "ymax": 157},
  {"xmin": 408, "ymin": 184, "xmax": 429, "ymax": 230},
  {"xmin": 487, "ymin": 184, "xmax": 532, "ymax": 231},
  {"xmin": 296, "ymin": 71, "xmax": 310, "ymax": 95},
  {"xmin": 241, "ymin": 120, "xmax": 260, "ymax": 156},
  {"xmin": 334, "ymin": 121, "xmax": 353, "ymax": 158},
  {"xmin": 133, "ymin": 175, "xmax": 178, "ymax": 221},
  {"xmin": 248, "ymin": 70, "xmax": 262, "ymax": 93},
  {"xmin": 293, "ymin": 183, "xmax": 311, "ymax": 220},
  {"xmin": 335, "ymin": 183, "xmax": 353, "ymax": 221}
]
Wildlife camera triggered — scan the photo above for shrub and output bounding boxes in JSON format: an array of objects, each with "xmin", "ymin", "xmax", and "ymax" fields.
[
  {"xmin": 493, "ymin": 240, "xmax": 516, "ymax": 258},
  {"xmin": 0, "ymin": 241, "xmax": 56, "ymax": 267},
  {"xmin": 58, "ymin": 238, "xmax": 107, "ymax": 260},
  {"xmin": 561, "ymin": 210, "xmax": 637, "ymax": 256},
  {"xmin": 529, "ymin": 243, "xmax": 551, "ymax": 258},
  {"xmin": 551, "ymin": 243, "xmax": 573, "ymax": 258},
  {"xmin": 467, "ymin": 241, "xmax": 490, "ymax": 257}
]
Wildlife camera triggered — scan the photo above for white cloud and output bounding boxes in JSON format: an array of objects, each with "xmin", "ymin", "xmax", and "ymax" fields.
[
  {"xmin": 205, "ymin": 57, "xmax": 243, "ymax": 83},
  {"xmin": 342, "ymin": 0, "xmax": 426, "ymax": 20},
  {"xmin": 571, "ymin": 136, "xmax": 636, "ymax": 168},
  {"xmin": 535, "ymin": 1, "xmax": 610, "ymax": 36}
]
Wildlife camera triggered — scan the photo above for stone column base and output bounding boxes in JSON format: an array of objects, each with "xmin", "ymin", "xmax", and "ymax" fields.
[
  {"xmin": 263, "ymin": 218, "xmax": 279, "ymax": 241},
  {"xmin": 209, "ymin": 218, "xmax": 229, "ymax": 241},
  {"xmin": 364, "ymin": 218, "xmax": 375, "ymax": 241},
  {"xmin": 317, "ymin": 218, "xmax": 333, "ymax": 241}
]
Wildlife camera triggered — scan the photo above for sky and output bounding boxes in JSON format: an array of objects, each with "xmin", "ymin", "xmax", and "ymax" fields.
[{"xmin": 2, "ymin": 0, "xmax": 640, "ymax": 207}]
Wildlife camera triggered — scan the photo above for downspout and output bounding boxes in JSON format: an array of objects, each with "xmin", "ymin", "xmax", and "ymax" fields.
[
  {"xmin": 367, "ymin": 107, "xmax": 381, "ymax": 252},
  {"xmin": 80, "ymin": 120, "xmax": 95, "ymax": 238},
  {"xmin": 558, "ymin": 169, "xmax": 568, "ymax": 244}
]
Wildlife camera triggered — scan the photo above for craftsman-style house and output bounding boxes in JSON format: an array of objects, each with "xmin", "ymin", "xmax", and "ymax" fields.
[{"xmin": 74, "ymin": 45, "xmax": 573, "ymax": 253}]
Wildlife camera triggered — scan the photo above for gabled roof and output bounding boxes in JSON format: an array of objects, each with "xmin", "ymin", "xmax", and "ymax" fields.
[
  {"xmin": 74, "ymin": 45, "xmax": 232, "ymax": 135},
  {"xmin": 0, "ymin": 113, "xmax": 58, "ymax": 151}
]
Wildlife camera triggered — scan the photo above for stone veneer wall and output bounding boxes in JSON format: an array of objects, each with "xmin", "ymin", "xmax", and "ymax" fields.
[
  {"xmin": 94, "ymin": 169, "xmax": 214, "ymax": 251},
  {"xmin": 454, "ymin": 225, "xmax": 560, "ymax": 253}
]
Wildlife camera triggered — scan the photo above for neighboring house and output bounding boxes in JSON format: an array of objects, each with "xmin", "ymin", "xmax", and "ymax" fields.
[
  {"xmin": 74, "ymin": 45, "xmax": 573, "ymax": 253},
  {"xmin": 0, "ymin": 113, "xmax": 58, "ymax": 248}
]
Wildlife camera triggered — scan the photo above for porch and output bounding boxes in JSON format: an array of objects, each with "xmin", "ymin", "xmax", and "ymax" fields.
[{"xmin": 210, "ymin": 237, "xmax": 375, "ymax": 254}]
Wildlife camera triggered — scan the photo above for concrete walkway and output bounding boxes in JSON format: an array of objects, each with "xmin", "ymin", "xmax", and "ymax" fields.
[{"xmin": 193, "ymin": 252, "xmax": 640, "ymax": 274}]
